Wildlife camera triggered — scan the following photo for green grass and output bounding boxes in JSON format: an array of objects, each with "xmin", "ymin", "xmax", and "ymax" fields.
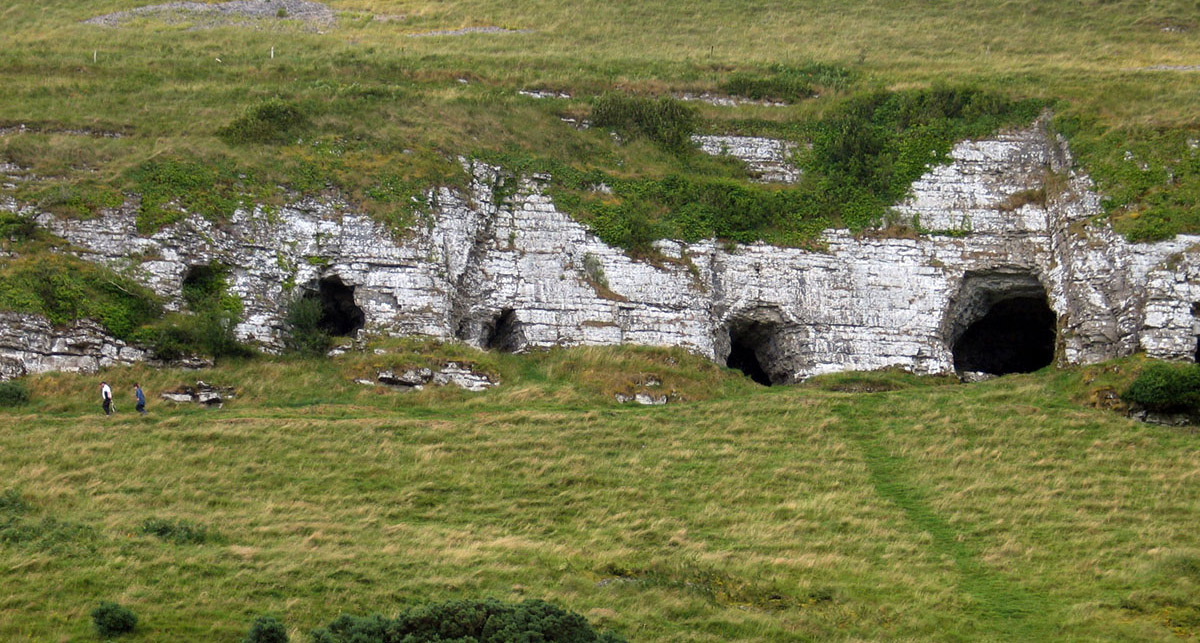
[
  {"xmin": 0, "ymin": 345, "xmax": 1197, "ymax": 641},
  {"xmin": 0, "ymin": 1, "xmax": 1197, "ymax": 245}
]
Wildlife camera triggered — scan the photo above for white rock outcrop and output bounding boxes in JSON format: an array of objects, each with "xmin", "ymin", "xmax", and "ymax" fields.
[{"xmin": 5, "ymin": 120, "xmax": 1199, "ymax": 382}]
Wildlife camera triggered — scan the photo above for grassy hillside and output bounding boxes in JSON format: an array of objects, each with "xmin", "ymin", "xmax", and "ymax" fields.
[
  {"xmin": 0, "ymin": 0, "xmax": 1197, "ymax": 244},
  {"xmin": 1, "ymin": 345, "xmax": 1198, "ymax": 641}
]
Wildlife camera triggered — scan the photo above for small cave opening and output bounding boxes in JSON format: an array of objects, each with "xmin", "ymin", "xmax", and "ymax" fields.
[
  {"xmin": 952, "ymin": 296, "xmax": 1056, "ymax": 375},
  {"xmin": 181, "ymin": 263, "xmax": 228, "ymax": 310},
  {"xmin": 726, "ymin": 321, "xmax": 779, "ymax": 386},
  {"xmin": 308, "ymin": 276, "xmax": 364, "ymax": 337},
  {"xmin": 484, "ymin": 308, "xmax": 524, "ymax": 353},
  {"xmin": 1193, "ymin": 303, "xmax": 1200, "ymax": 362}
]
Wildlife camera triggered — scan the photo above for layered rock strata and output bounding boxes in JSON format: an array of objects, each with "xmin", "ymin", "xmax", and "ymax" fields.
[{"xmin": 5, "ymin": 120, "xmax": 1199, "ymax": 382}]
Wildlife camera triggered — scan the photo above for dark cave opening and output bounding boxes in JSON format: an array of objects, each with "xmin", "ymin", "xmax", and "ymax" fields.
[
  {"xmin": 181, "ymin": 263, "xmax": 228, "ymax": 310},
  {"xmin": 953, "ymin": 296, "xmax": 1056, "ymax": 375},
  {"xmin": 484, "ymin": 308, "xmax": 523, "ymax": 353},
  {"xmin": 310, "ymin": 276, "xmax": 364, "ymax": 337},
  {"xmin": 726, "ymin": 322, "xmax": 776, "ymax": 386}
]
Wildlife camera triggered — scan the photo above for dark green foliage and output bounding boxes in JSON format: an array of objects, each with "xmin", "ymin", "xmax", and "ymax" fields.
[
  {"xmin": 91, "ymin": 602, "xmax": 137, "ymax": 638},
  {"xmin": 0, "ymin": 211, "xmax": 37, "ymax": 241},
  {"xmin": 0, "ymin": 380, "xmax": 29, "ymax": 407},
  {"xmin": 140, "ymin": 517, "xmax": 218, "ymax": 545},
  {"xmin": 0, "ymin": 489, "xmax": 96, "ymax": 553},
  {"xmin": 282, "ymin": 295, "xmax": 331, "ymax": 356},
  {"xmin": 801, "ymin": 85, "xmax": 1047, "ymax": 230},
  {"xmin": 219, "ymin": 99, "xmax": 311, "ymax": 145},
  {"xmin": 1123, "ymin": 361, "xmax": 1200, "ymax": 413},
  {"xmin": 134, "ymin": 311, "xmax": 252, "ymax": 362},
  {"xmin": 309, "ymin": 599, "xmax": 627, "ymax": 643},
  {"xmin": 720, "ymin": 62, "xmax": 854, "ymax": 102},
  {"xmin": 245, "ymin": 615, "xmax": 289, "ymax": 643},
  {"xmin": 542, "ymin": 86, "xmax": 1045, "ymax": 251},
  {"xmin": 0, "ymin": 489, "xmax": 30, "ymax": 515},
  {"xmin": 0, "ymin": 254, "xmax": 162, "ymax": 340},
  {"xmin": 591, "ymin": 94, "xmax": 698, "ymax": 152}
]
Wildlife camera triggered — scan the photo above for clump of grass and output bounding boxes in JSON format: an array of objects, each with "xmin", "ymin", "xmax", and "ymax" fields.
[
  {"xmin": 126, "ymin": 156, "xmax": 250, "ymax": 234},
  {"xmin": 140, "ymin": 517, "xmax": 219, "ymax": 545},
  {"xmin": 720, "ymin": 62, "xmax": 854, "ymax": 102},
  {"xmin": 218, "ymin": 99, "xmax": 310, "ymax": 146}
]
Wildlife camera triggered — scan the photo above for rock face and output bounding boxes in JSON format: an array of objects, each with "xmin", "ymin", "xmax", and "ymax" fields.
[
  {"xmin": 692, "ymin": 135, "xmax": 800, "ymax": 183},
  {"xmin": 6, "ymin": 120, "xmax": 1200, "ymax": 382},
  {"xmin": 0, "ymin": 312, "xmax": 145, "ymax": 379}
]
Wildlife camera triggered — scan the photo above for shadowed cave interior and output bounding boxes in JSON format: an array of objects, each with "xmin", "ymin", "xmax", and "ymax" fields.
[
  {"xmin": 953, "ymin": 295, "xmax": 1056, "ymax": 375},
  {"xmin": 726, "ymin": 321, "xmax": 778, "ymax": 386},
  {"xmin": 484, "ymin": 308, "xmax": 524, "ymax": 353},
  {"xmin": 309, "ymin": 276, "xmax": 365, "ymax": 337}
]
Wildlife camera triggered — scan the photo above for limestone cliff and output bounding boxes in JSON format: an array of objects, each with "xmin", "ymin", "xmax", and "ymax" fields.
[{"xmin": 3, "ymin": 120, "xmax": 1198, "ymax": 381}]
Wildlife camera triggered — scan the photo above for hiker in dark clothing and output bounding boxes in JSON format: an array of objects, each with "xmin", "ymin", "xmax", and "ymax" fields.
[
  {"xmin": 134, "ymin": 383, "xmax": 146, "ymax": 415},
  {"xmin": 101, "ymin": 381, "xmax": 113, "ymax": 415}
]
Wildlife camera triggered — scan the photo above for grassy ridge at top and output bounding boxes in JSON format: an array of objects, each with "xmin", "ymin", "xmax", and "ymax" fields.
[{"xmin": 0, "ymin": 0, "xmax": 1197, "ymax": 243}]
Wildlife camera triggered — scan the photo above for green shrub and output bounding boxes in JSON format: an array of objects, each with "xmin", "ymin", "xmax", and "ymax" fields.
[
  {"xmin": 245, "ymin": 615, "xmax": 289, "ymax": 643},
  {"xmin": 0, "ymin": 380, "xmax": 29, "ymax": 407},
  {"xmin": 0, "ymin": 211, "xmax": 37, "ymax": 241},
  {"xmin": 126, "ymin": 157, "xmax": 249, "ymax": 233},
  {"xmin": 1123, "ymin": 361, "xmax": 1200, "ymax": 413},
  {"xmin": 283, "ymin": 295, "xmax": 331, "ymax": 356},
  {"xmin": 141, "ymin": 517, "xmax": 218, "ymax": 544},
  {"xmin": 310, "ymin": 598, "xmax": 627, "ymax": 643},
  {"xmin": 219, "ymin": 99, "xmax": 310, "ymax": 145},
  {"xmin": 0, "ymin": 253, "xmax": 162, "ymax": 340},
  {"xmin": 591, "ymin": 94, "xmax": 698, "ymax": 152},
  {"xmin": 91, "ymin": 601, "xmax": 137, "ymax": 637},
  {"xmin": 134, "ymin": 311, "xmax": 253, "ymax": 362}
]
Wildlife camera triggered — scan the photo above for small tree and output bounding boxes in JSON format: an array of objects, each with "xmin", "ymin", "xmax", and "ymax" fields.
[{"xmin": 283, "ymin": 295, "xmax": 331, "ymax": 356}]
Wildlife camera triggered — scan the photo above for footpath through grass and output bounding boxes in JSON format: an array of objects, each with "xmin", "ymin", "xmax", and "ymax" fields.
[{"xmin": 1, "ymin": 347, "xmax": 1198, "ymax": 641}]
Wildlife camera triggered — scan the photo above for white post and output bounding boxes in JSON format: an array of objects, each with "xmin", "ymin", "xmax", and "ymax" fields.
[
  {"xmin": 93, "ymin": 49, "xmax": 97, "ymax": 63},
  {"xmin": 271, "ymin": 46, "xmax": 274, "ymax": 59}
]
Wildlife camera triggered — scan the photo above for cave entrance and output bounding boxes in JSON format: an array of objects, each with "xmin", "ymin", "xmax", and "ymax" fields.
[
  {"xmin": 181, "ymin": 263, "xmax": 228, "ymax": 310},
  {"xmin": 726, "ymin": 320, "xmax": 780, "ymax": 386},
  {"xmin": 310, "ymin": 276, "xmax": 364, "ymax": 337},
  {"xmin": 484, "ymin": 308, "xmax": 524, "ymax": 353},
  {"xmin": 949, "ymin": 271, "xmax": 1057, "ymax": 375}
]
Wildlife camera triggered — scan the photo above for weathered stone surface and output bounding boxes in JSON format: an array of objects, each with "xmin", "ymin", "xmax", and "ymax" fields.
[
  {"xmin": 158, "ymin": 381, "xmax": 235, "ymax": 407},
  {"xmin": 371, "ymin": 363, "xmax": 496, "ymax": 391},
  {"xmin": 692, "ymin": 135, "xmax": 800, "ymax": 183},
  {"xmin": 0, "ymin": 312, "xmax": 145, "ymax": 378},
  {"xmin": 6, "ymin": 119, "xmax": 1199, "ymax": 382}
]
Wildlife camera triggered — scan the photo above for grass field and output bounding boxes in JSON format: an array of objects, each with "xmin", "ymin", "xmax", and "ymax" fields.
[{"xmin": 1, "ymin": 345, "xmax": 1198, "ymax": 641}]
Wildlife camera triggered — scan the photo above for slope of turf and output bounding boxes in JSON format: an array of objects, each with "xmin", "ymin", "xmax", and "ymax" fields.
[{"xmin": 0, "ymin": 346, "xmax": 1196, "ymax": 641}]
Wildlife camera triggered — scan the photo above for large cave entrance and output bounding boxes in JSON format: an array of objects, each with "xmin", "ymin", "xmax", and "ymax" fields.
[
  {"xmin": 725, "ymin": 319, "xmax": 787, "ymax": 386},
  {"xmin": 309, "ymin": 276, "xmax": 364, "ymax": 337},
  {"xmin": 484, "ymin": 308, "xmax": 525, "ymax": 353},
  {"xmin": 948, "ymin": 270, "xmax": 1057, "ymax": 376}
]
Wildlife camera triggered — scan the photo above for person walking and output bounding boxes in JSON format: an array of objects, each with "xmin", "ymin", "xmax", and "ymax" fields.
[
  {"xmin": 100, "ymin": 381, "xmax": 113, "ymax": 415},
  {"xmin": 134, "ymin": 383, "xmax": 146, "ymax": 415}
]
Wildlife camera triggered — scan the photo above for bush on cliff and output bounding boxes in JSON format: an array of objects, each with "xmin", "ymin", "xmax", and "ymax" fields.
[
  {"xmin": 1123, "ymin": 361, "xmax": 1200, "ymax": 413},
  {"xmin": 309, "ymin": 599, "xmax": 627, "ymax": 643},
  {"xmin": 282, "ymin": 295, "xmax": 331, "ymax": 356},
  {"xmin": 591, "ymin": 94, "xmax": 698, "ymax": 152},
  {"xmin": 219, "ymin": 99, "xmax": 311, "ymax": 146}
]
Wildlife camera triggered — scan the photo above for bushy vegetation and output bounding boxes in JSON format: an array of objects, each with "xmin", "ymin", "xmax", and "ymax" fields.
[
  {"xmin": 591, "ymin": 94, "xmax": 699, "ymax": 152},
  {"xmin": 126, "ymin": 157, "xmax": 250, "ymax": 234},
  {"xmin": 1122, "ymin": 361, "xmax": 1200, "ymax": 413},
  {"xmin": 245, "ymin": 615, "xmax": 290, "ymax": 643},
  {"xmin": 91, "ymin": 602, "xmax": 137, "ymax": 638},
  {"xmin": 310, "ymin": 599, "xmax": 627, "ymax": 643},
  {"xmin": 282, "ymin": 295, "xmax": 331, "ymax": 356},
  {"xmin": 0, "ymin": 380, "xmax": 29, "ymax": 407},
  {"xmin": 141, "ymin": 517, "xmax": 218, "ymax": 545},
  {"xmin": 549, "ymin": 86, "xmax": 1047, "ymax": 251},
  {"xmin": 218, "ymin": 99, "xmax": 311, "ymax": 146},
  {"xmin": 0, "ymin": 253, "xmax": 161, "ymax": 339}
]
